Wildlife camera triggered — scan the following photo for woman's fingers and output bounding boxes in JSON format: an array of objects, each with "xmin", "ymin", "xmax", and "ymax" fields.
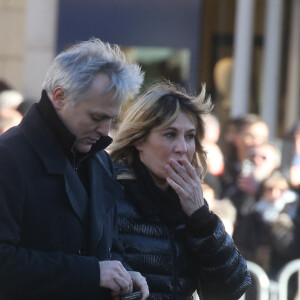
[
  {"xmin": 180, "ymin": 158, "xmax": 201, "ymax": 179},
  {"xmin": 167, "ymin": 158, "xmax": 199, "ymax": 183},
  {"xmin": 195, "ymin": 166, "xmax": 202, "ymax": 178},
  {"xmin": 166, "ymin": 176, "xmax": 184, "ymax": 196},
  {"xmin": 166, "ymin": 158, "xmax": 205, "ymax": 216},
  {"xmin": 165, "ymin": 163, "xmax": 186, "ymax": 186}
]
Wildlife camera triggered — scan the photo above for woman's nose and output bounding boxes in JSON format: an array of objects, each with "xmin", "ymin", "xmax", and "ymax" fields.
[{"xmin": 175, "ymin": 137, "xmax": 188, "ymax": 153}]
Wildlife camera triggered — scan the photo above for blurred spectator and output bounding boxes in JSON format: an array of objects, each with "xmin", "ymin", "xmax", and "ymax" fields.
[
  {"xmin": 238, "ymin": 142, "xmax": 282, "ymax": 195},
  {"xmin": 205, "ymin": 142, "xmax": 224, "ymax": 177},
  {"xmin": 203, "ymin": 113, "xmax": 220, "ymax": 144},
  {"xmin": 0, "ymin": 79, "xmax": 12, "ymax": 93},
  {"xmin": 202, "ymin": 182, "xmax": 237, "ymax": 237},
  {"xmin": 203, "ymin": 113, "xmax": 224, "ymax": 198},
  {"xmin": 224, "ymin": 142, "xmax": 282, "ymax": 253},
  {"xmin": 0, "ymin": 108, "xmax": 23, "ymax": 134},
  {"xmin": 212, "ymin": 198, "xmax": 237, "ymax": 237},
  {"xmin": 265, "ymin": 184, "xmax": 300, "ymax": 300},
  {"xmin": 17, "ymin": 99, "xmax": 36, "ymax": 116},
  {"xmin": 0, "ymin": 90, "xmax": 24, "ymax": 110},
  {"xmin": 221, "ymin": 114, "xmax": 269, "ymax": 196},
  {"xmin": 237, "ymin": 171, "xmax": 299, "ymax": 286},
  {"xmin": 255, "ymin": 171, "xmax": 298, "ymax": 224},
  {"xmin": 233, "ymin": 114, "xmax": 269, "ymax": 163},
  {"xmin": 203, "ymin": 142, "xmax": 224, "ymax": 197},
  {"xmin": 202, "ymin": 182, "xmax": 215, "ymax": 207},
  {"xmin": 221, "ymin": 117, "xmax": 246, "ymax": 161},
  {"xmin": 281, "ymin": 121, "xmax": 300, "ymax": 193}
]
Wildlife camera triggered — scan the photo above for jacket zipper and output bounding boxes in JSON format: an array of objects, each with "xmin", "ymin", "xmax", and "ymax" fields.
[
  {"xmin": 71, "ymin": 144, "xmax": 94, "ymax": 173},
  {"xmin": 167, "ymin": 227, "xmax": 178, "ymax": 298}
]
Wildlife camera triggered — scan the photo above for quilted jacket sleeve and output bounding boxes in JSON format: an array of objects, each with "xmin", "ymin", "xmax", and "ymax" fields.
[{"xmin": 185, "ymin": 205, "xmax": 251, "ymax": 300}]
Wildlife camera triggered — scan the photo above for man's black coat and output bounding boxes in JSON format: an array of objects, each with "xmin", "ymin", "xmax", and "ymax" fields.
[{"xmin": 0, "ymin": 99, "xmax": 123, "ymax": 299}]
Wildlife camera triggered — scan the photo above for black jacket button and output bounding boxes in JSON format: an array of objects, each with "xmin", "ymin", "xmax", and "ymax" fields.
[{"xmin": 78, "ymin": 247, "xmax": 86, "ymax": 256}]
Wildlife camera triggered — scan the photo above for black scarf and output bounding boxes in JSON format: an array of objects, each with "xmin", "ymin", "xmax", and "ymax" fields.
[
  {"xmin": 130, "ymin": 156, "xmax": 189, "ymax": 226},
  {"xmin": 37, "ymin": 90, "xmax": 112, "ymax": 193}
]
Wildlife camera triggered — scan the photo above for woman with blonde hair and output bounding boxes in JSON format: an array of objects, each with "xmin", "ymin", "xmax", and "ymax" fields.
[{"xmin": 110, "ymin": 81, "xmax": 250, "ymax": 300}]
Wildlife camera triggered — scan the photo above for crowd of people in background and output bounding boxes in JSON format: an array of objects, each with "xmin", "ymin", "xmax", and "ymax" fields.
[
  {"xmin": 202, "ymin": 112, "xmax": 300, "ymax": 299},
  {"xmin": 0, "ymin": 75, "xmax": 299, "ymax": 298},
  {"xmin": 0, "ymin": 80, "xmax": 33, "ymax": 134}
]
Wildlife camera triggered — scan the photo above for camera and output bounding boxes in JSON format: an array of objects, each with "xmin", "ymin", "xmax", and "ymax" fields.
[{"xmin": 120, "ymin": 291, "xmax": 143, "ymax": 300}]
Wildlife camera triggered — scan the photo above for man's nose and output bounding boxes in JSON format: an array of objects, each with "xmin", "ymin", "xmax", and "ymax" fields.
[{"xmin": 96, "ymin": 120, "xmax": 111, "ymax": 136}]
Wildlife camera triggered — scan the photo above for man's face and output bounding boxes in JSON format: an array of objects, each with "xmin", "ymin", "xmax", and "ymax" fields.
[
  {"xmin": 53, "ymin": 74, "xmax": 122, "ymax": 153},
  {"xmin": 234, "ymin": 121, "xmax": 269, "ymax": 161},
  {"xmin": 242, "ymin": 122, "xmax": 269, "ymax": 148},
  {"xmin": 248, "ymin": 144, "xmax": 278, "ymax": 180}
]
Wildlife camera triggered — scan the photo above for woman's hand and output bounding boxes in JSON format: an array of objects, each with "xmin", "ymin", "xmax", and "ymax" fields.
[{"xmin": 165, "ymin": 158, "xmax": 205, "ymax": 216}]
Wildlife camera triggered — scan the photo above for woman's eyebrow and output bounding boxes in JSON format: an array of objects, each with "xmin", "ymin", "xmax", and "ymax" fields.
[{"xmin": 164, "ymin": 127, "xmax": 196, "ymax": 131}]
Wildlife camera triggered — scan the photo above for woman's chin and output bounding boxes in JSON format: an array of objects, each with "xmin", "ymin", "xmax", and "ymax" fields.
[{"xmin": 151, "ymin": 174, "xmax": 169, "ymax": 190}]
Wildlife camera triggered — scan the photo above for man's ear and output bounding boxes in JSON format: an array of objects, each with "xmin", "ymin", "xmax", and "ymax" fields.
[{"xmin": 52, "ymin": 88, "xmax": 66, "ymax": 111}]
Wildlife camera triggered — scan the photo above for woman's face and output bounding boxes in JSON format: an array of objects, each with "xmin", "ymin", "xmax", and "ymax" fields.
[{"xmin": 136, "ymin": 111, "xmax": 197, "ymax": 189}]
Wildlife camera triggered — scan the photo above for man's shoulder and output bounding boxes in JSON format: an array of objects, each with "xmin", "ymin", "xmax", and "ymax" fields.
[
  {"xmin": 0, "ymin": 126, "xmax": 25, "ymax": 151},
  {"xmin": 0, "ymin": 104, "xmax": 40, "ymax": 148},
  {"xmin": 0, "ymin": 126, "xmax": 29, "ymax": 183},
  {"xmin": 0, "ymin": 105, "xmax": 59, "ymax": 170}
]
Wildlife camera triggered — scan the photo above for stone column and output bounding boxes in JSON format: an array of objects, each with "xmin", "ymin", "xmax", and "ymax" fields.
[
  {"xmin": 22, "ymin": 0, "xmax": 58, "ymax": 100},
  {"xmin": 284, "ymin": 0, "xmax": 300, "ymax": 131},
  {"xmin": 261, "ymin": 0, "xmax": 284, "ymax": 138},
  {"xmin": 230, "ymin": 0, "xmax": 255, "ymax": 117},
  {"xmin": 0, "ymin": 0, "xmax": 27, "ymax": 91}
]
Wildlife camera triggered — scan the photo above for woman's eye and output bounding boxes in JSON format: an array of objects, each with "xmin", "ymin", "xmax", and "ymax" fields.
[
  {"xmin": 165, "ymin": 132, "xmax": 175, "ymax": 138},
  {"xmin": 186, "ymin": 134, "xmax": 195, "ymax": 140}
]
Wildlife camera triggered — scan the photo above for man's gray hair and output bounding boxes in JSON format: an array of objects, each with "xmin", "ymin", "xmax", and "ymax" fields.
[{"xmin": 42, "ymin": 38, "xmax": 144, "ymax": 104}]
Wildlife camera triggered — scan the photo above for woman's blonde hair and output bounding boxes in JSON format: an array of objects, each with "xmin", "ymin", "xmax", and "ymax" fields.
[{"xmin": 110, "ymin": 80, "xmax": 212, "ymax": 179}]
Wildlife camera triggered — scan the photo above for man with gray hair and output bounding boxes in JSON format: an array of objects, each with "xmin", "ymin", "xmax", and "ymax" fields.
[{"xmin": 0, "ymin": 38, "xmax": 148, "ymax": 299}]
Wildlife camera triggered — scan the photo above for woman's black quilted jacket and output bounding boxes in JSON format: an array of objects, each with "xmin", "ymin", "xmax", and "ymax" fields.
[{"xmin": 115, "ymin": 163, "xmax": 251, "ymax": 300}]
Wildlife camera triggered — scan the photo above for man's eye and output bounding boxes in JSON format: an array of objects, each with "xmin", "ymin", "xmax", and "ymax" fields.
[
  {"xmin": 91, "ymin": 116, "xmax": 104, "ymax": 122},
  {"xmin": 92, "ymin": 117, "xmax": 101, "ymax": 122}
]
